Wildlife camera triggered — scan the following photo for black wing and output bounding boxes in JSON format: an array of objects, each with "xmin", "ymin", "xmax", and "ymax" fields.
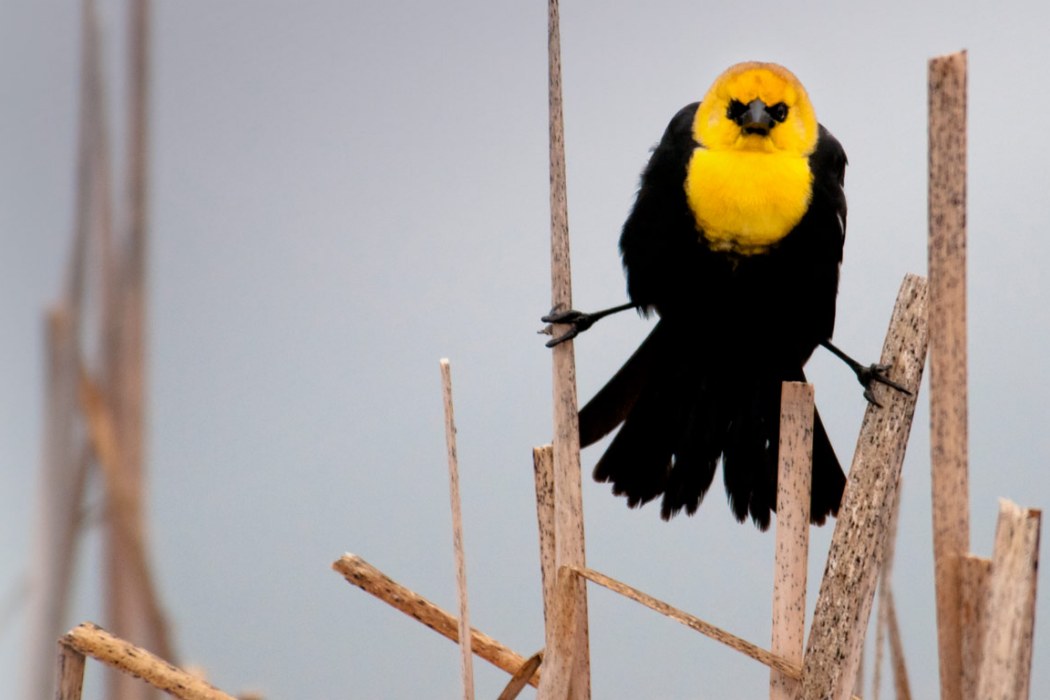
[
  {"xmin": 794, "ymin": 123, "xmax": 848, "ymax": 343},
  {"xmin": 618, "ymin": 103, "xmax": 702, "ymax": 317}
]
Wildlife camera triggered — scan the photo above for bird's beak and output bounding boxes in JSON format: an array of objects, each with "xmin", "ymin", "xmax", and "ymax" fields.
[{"xmin": 739, "ymin": 99, "xmax": 775, "ymax": 136}]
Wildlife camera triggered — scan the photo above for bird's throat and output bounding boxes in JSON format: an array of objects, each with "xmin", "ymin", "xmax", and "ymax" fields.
[{"xmin": 685, "ymin": 148, "xmax": 814, "ymax": 254}]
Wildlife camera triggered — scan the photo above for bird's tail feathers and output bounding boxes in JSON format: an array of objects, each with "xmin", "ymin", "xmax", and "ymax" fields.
[
  {"xmin": 584, "ymin": 340, "xmax": 846, "ymax": 528},
  {"xmin": 578, "ymin": 321, "xmax": 669, "ymax": 447}
]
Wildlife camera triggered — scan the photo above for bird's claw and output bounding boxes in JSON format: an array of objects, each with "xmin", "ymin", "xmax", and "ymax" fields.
[
  {"xmin": 541, "ymin": 307, "xmax": 591, "ymax": 326},
  {"xmin": 857, "ymin": 363, "xmax": 911, "ymax": 407},
  {"xmin": 540, "ymin": 307, "xmax": 595, "ymax": 347}
]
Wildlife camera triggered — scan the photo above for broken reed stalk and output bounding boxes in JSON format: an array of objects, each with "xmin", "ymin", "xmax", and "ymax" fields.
[
  {"xmin": 798, "ymin": 273, "xmax": 929, "ymax": 700},
  {"xmin": 59, "ymin": 623, "xmax": 235, "ymax": 700},
  {"xmin": 566, "ymin": 566, "xmax": 800, "ymax": 679},
  {"xmin": 928, "ymin": 49, "xmax": 970, "ymax": 700},
  {"xmin": 533, "ymin": 445, "xmax": 556, "ymax": 625},
  {"xmin": 332, "ymin": 554, "xmax": 541, "ymax": 687},
  {"xmin": 540, "ymin": 0, "xmax": 590, "ymax": 697},
  {"xmin": 769, "ymin": 382, "xmax": 814, "ymax": 700},
  {"xmin": 497, "ymin": 652, "xmax": 545, "ymax": 700},
  {"xmin": 564, "ymin": 565, "xmax": 872, "ymax": 699},
  {"xmin": 440, "ymin": 359, "xmax": 475, "ymax": 700},
  {"xmin": 958, "ymin": 554, "xmax": 991, "ymax": 700},
  {"xmin": 975, "ymin": 500, "xmax": 1041, "ymax": 700},
  {"xmin": 56, "ymin": 643, "xmax": 87, "ymax": 700}
]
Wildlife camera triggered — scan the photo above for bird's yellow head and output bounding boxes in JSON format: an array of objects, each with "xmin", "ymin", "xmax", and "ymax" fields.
[{"xmin": 694, "ymin": 62, "xmax": 818, "ymax": 155}]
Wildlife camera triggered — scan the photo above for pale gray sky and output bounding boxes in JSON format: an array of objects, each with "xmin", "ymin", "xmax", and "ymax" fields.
[{"xmin": 3, "ymin": 1, "xmax": 1048, "ymax": 698}]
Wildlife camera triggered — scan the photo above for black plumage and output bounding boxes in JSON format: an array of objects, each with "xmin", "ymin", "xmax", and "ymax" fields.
[{"xmin": 579, "ymin": 97, "xmax": 849, "ymax": 530}]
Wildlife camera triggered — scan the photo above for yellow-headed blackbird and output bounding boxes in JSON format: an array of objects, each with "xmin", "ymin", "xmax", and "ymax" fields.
[{"xmin": 545, "ymin": 62, "xmax": 902, "ymax": 529}]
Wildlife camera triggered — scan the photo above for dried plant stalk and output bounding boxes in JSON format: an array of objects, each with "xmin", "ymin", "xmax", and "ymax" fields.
[
  {"xmin": 440, "ymin": 359, "xmax": 474, "ymax": 700},
  {"xmin": 928, "ymin": 49, "xmax": 970, "ymax": 700},
  {"xmin": 975, "ymin": 501, "xmax": 1040, "ymax": 700},
  {"xmin": 567, "ymin": 566, "xmax": 801, "ymax": 679},
  {"xmin": 332, "ymin": 554, "xmax": 540, "ymax": 687},
  {"xmin": 60, "ymin": 623, "xmax": 234, "ymax": 700},
  {"xmin": 770, "ymin": 382, "xmax": 814, "ymax": 700},
  {"xmin": 24, "ymin": 308, "xmax": 86, "ymax": 700},
  {"xmin": 533, "ymin": 445, "xmax": 556, "ymax": 625},
  {"xmin": 540, "ymin": 0, "xmax": 590, "ymax": 695},
  {"xmin": 799, "ymin": 274, "xmax": 929, "ymax": 700},
  {"xmin": 873, "ymin": 474, "xmax": 905, "ymax": 699},
  {"xmin": 497, "ymin": 652, "xmax": 544, "ymax": 700},
  {"xmin": 56, "ymin": 644, "xmax": 87, "ymax": 700},
  {"xmin": 885, "ymin": 590, "xmax": 913, "ymax": 700},
  {"xmin": 959, "ymin": 554, "xmax": 991, "ymax": 700}
]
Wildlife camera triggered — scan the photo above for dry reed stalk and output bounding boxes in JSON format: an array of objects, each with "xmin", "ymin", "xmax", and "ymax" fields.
[
  {"xmin": 928, "ymin": 49, "xmax": 970, "ymax": 700},
  {"xmin": 23, "ymin": 308, "xmax": 86, "ymax": 700},
  {"xmin": 540, "ymin": 0, "xmax": 590, "ymax": 696},
  {"xmin": 78, "ymin": 368, "xmax": 174, "ymax": 672},
  {"xmin": 884, "ymin": 590, "xmax": 912, "ymax": 700},
  {"xmin": 440, "ymin": 359, "xmax": 475, "ymax": 700},
  {"xmin": 958, "ymin": 554, "xmax": 991, "ymax": 700},
  {"xmin": 798, "ymin": 274, "xmax": 929, "ymax": 700},
  {"xmin": 567, "ymin": 564, "xmax": 872, "ymax": 698},
  {"xmin": 884, "ymin": 488, "xmax": 911, "ymax": 700},
  {"xmin": 566, "ymin": 565, "xmax": 801, "ymax": 679},
  {"xmin": 872, "ymin": 604, "xmax": 885, "ymax": 698},
  {"xmin": 28, "ymin": 3, "xmax": 173, "ymax": 698},
  {"xmin": 56, "ymin": 643, "xmax": 87, "ymax": 700},
  {"xmin": 21, "ymin": 0, "xmax": 105, "ymax": 694},
  {"xmin": 975, "ymin": 501, "xmax": 1040, "ymax": 700},
  {"xmin": 873, "ymin": 475, "xmax": 906, "ymax": 699},
  {"xmin": 533, "ymin": 445, "xmax": 556, "ymax": 624},
  {"xmin": 60, "ymin": 623, "xmax": 234, "ymax": 700},
  {"xmin": 80, "ymin": 370, "xmax": 121, "ymax": 471},
  {"xmin": 853, "ymin": 651, "xmax": 864, "ymax": 699},
  {"xmin": 332, "ymin": 554, "xmax": 541, "ymax": 687},
  {"xmin": 67, "ymin": 0, "xmax": 104, "ymax": 309},
  {"xmin": 545, "ymin": 567, "xmax": 584, "ymax": 697},
  {"xmin": 497, "ymin": 651, "xmax": 545, "ymax": 700},
  {"xmin": 770, "ymin": 382, "xmax": 814, "ymax": 700},
  {"xmin": 107, "ymin": 2, "xmax": 160, "ymax": 695},
  {"xmin": 110, "ymin": 3, "xmax": 177, "ymax": 696}
]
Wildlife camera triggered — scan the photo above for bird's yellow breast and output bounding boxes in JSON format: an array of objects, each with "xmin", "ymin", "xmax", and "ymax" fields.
[{"xmin": 685, "ymin": 147, "xmax": 813, "ymax": 254}]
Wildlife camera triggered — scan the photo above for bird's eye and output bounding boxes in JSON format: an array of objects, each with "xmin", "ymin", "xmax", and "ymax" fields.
[
  {"xmin": 726, "ymin": 99, "xmax": 748, "ymax": 123},
  {"xmin": 768, "ymin": 102, "xmax": 788, "ymax": 122}
]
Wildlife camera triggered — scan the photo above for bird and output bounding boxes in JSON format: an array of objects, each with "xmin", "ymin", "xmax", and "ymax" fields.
[{"xmin": 543, "ymin": 61, "xmax": 906, "ymax": 529}]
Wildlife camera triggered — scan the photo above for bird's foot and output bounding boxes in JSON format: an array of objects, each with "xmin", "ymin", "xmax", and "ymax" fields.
[
  {"xmin": 819, "ymin": 339, "xmax": 912, "ymax": 408},
  {"xmin": 540, "ymin": 302, "xmax": 637, "ymax": 347},
  {"xmin": 540, "ymin": 307, "xmax": 596, "ymax": 347},
  {"xmin": 856, "ymin": 363, "xmax": 911, "ymax": 408}
]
